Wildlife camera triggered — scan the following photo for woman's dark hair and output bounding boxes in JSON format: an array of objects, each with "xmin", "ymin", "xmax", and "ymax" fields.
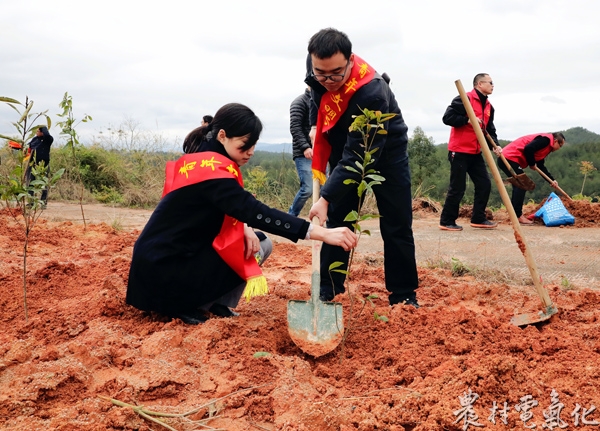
[
  {"xmin": 202, "ymin": 115, "xmax": 213, "ymax": 124},
  {"xmin": 212, "ymin": 103, "xmax": 263, "ymax": 151},
  {"xmin": 183, "ymin": 103, "xmax": 262, "ymax": 153},
  {"xmin": 182, "ymin": 126, "xmax": 207, "ymax": 153}
]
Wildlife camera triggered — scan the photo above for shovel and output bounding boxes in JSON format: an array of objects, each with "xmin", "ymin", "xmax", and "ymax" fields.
[
  {"xmin": 483, "ymin": 131, "xmax": 536, "ymax": 191},
  {"xmin": 532, "ymin": 166, "xmax": 573, "ymax": 201},
  {"xmin": 287, "ymin": 179, "xmax": 344, "ymax": 357},
  {"xmin": 455, "ymin": 80, "xmax": 558, "ymax": 326}
]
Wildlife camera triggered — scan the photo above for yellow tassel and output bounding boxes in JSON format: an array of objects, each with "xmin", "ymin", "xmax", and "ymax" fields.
[
  {"xmin": 242, "ymin": 275, "xmax": 269, "ymax": 302},
  {"xmin": 312, "ymin": 169, "xmax": 327, "ymax": 185}
]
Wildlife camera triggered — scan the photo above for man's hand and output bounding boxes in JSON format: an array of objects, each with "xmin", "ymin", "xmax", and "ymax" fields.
[
  {"xmin": 303, "ymin": 147, "xmax": 313, "ymax": 160},
  {"xmin": 309, "ymin": 126, "xmax": 316, "ymax": 144},
  {"xmin": 493, "ymin": 146, "xmax": 503, "ymax": 156},
  {"xmin": 243, "ymin": 224, "xmax": 260, "ymax": 260},
  {"xmin": 308, "ymin": 196, "xmax": 328, "ymax": 226},
  {"xmin": 468, "ymin": 117, "xmax": 483, "ymax": 128}
]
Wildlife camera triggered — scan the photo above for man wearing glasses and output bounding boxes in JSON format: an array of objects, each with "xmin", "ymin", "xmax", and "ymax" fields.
[
  {"xmin": 304, "ymin": 28, "xmax": 419, "ymax": 308},
  {"xmin": 439, "ymin": 73, "xmax": 499, "ymax": 231}
]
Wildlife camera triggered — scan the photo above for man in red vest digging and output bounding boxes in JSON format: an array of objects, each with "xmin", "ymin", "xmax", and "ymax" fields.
[{"xmin": 500, "ymin": 132, "xmax": 565, "ymax": 224}]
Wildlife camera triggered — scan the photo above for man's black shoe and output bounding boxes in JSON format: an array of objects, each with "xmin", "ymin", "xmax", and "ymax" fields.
[
  {"xmin": 319, "ymin": 286, "xmax": 345, "ymax": 302},
  {"xmin": 209, "ymin": 303, "xmax": 239, "ymax": 318},
  {"xmin": 319, "ymin": 293, "xmax": 333, "ymax": 302},
  {"xmin": 402, "ymin": 298, "xmax": 420, "ymax": 308},
  {"xmin": 170, "ymin": 311, "xmax": 208, "ymax": 325},
  {"xmin": 470, "ymin": 220, "xmax": 498, "ymax": 229},
  {"xmin": 391, "ymin": 297, "xmax": 420, "ymax": 308},
  {"xmin": 439, "ymin": 224, "xmax": 463, "ymax": 231}
]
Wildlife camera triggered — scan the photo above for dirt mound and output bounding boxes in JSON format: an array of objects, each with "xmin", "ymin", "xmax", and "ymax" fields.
[
  {"xmin": 453, "ymin": 198, "xmax": 600, "ymax": 228},
  {"xmin": 2, "ymin": 212, "xmax": 600, "ymax": 430}
]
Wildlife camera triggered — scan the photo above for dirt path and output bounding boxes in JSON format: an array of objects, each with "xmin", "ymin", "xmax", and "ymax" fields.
[{"xmin": 41, "ymin": 201, "xmax": 600, "ymax": 288}]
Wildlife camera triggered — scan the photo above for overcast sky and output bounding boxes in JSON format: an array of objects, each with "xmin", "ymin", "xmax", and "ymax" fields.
[{"xmin": 2, "ymin": 0, "xmax": 599, "ymax": 151}]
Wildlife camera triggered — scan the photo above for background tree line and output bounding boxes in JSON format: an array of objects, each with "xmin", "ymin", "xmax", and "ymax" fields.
[
  {"xmin": 408, "ymin": 126, "xmax": 600, "ymax": 208},
  {"xmin": 2, "ymin": 121, "xmax": 598, "ymax": 213}
]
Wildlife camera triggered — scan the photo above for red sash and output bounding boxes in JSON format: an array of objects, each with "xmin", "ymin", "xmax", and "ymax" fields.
[
  {"xmin": 312, "ymin": 54, "xmax": 376, "ymax": 184},
  {"xmin": 163, "ymin": 151, "xmax": 267, "ymax": 301}
]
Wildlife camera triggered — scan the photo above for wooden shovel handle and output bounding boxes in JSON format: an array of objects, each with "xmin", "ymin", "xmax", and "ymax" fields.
[
  {"xmin": 483, "ymin": 131, "xmax": 518, "ymax": 177},
  {"xmin": 455, "ymin": 79, "xmax": 554, "ymax": 311},
  {"xmin": 531, "ymin": 166, "xmax": 572, "ymax": 201},
  {"xmin": 311, "ymin": 178, "xmax": 321, "ymax": 303}
]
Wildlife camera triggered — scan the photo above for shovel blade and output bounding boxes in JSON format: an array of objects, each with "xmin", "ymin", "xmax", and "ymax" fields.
[
  {"xmin": 287, "ymin": 300, "xmax": 343, "ymax": 357},
  {"xmin": 510, "ymin": 305, "xmax": 558, "ymax": 326},
  {"xmin": 505, "ymin": 174, "xmax": 536, "ymax": 191}
]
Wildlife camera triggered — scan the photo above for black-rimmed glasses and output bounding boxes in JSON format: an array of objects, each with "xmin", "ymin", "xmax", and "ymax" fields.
[{"xmin": 312, "ymin": 61, "xmax": 350, "ymax": 83}]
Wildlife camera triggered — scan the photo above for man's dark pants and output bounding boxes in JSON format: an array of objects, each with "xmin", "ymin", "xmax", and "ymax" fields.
[
  {"xmin": 25, "ymin": 159, "xmax": 50, "ymax": 203},
  {"xmin": 440, "ymin": 151, "xmax": 492, "ymax": 225},
  {"xmin": 320, "ymin": 144, "xmax": 418, "ymax": 305},
  {"xmin": 497, "ymin": 158, "xmax": 528, "ymax": 218}
]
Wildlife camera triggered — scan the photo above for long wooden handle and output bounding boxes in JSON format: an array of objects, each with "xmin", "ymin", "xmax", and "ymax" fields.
[
  {"xmin": 532, "ymin": 166, "xmax": 572, "ymax": 201},
  {"xmin": 311, "ymin": 178, "xmax": 321, "ymax": 303},
  {"xmin": 455, "ymin": 80, "xmax": 554, "ymax": 310},
  {"xmin": 483, "ymin": 131, "xmax": 519, "ymax": 177}
]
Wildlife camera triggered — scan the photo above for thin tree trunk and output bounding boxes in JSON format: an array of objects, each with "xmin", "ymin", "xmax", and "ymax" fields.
[
  {"xmin": 79, "ymin": 182, "xmax": 87, "ymax": 229},
  {"xmin": 23, "ymin": 236, "xmax": 29, "ymax": 322}
]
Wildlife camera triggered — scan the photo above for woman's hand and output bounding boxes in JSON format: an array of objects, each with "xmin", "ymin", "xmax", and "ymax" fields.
[
  {"xmin": 243, "ymin": 224, "xmax": 261, "ymax": 260},
  {"xmin": 310, "ymin": 225, "xmax": 358, "ymax": 251}
]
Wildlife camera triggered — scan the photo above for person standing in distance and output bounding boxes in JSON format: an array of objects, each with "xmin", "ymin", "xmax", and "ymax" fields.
[
  {"xmin": 26, "ymin": 125, "xmax": 54, "ymax": 207},
  {"xmin": 183, "ymin": 115, "xmax": 214, "ymax": 153},
  {"xmin": 201, "ymin": 115, "xmax": 213, "ymax": 128},
  {"xmin": 305, "ymin": 28, "xmax": 419, "ymax": 308},
  {"xmin": 288, "ymin": 87, "xmax": 313, "ymax": 216},
  {"xmin": 439, "ymin": 73, "xmax": 499, "ymax": 231}
]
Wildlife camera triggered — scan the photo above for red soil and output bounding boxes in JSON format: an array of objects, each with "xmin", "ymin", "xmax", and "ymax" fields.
[{"xmin": 2, "ymin": 206, "xmax": 600, "ymax": 431}]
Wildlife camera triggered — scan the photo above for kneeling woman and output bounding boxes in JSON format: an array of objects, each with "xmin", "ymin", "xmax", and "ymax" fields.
[{"xmin": 126, "ymin": 103, "xmax": 357, "ymax": 324}]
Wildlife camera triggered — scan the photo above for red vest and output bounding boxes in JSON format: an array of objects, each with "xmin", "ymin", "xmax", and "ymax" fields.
[
  {"xmin": 502, "ymin": 133, "xmax": 554, "ymax": 168},
  {"xmin": 448, "ymin": 89, "xmax": 492, "ymax": 154},
  {"xmin": 162, "ymin": 151, "xmax": 268, "ymax": 301}
]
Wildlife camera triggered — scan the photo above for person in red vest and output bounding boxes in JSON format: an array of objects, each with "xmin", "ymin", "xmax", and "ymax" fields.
[
  {"xmin": 499, "ymin": 132, "xmax": 565, "ymax": 224},
  {"xmin": 439, "ymin": 74, "xmax": 499, "ymax": 231},
  {"xmin": 126, "ymin": 103, "xmax": 357, "ymax": 325},
  {"xmin": 305, "ymin": 28, "xmax": 420, "ymax": 308}
]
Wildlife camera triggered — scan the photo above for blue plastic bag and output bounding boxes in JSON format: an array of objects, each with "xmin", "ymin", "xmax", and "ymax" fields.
[{"xmin": 534, "ymin": 192, "xmax": 575, "ymax": 227}]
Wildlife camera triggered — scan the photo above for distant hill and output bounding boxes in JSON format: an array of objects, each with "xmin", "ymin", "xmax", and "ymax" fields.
[
  {"xmin": 261, "ymin": 127, "xmax": 600, "ymax": 152},
  {"xmin": 560, "ymin": 127, "xmax": 600, "ymax": 144},
  {"xmin": 257, "ymin": 142, "xmax": 292, "ymax": 153},
  {"xmin": 439, "ymin": 126, "xmax": 600, "ymax": 147}
]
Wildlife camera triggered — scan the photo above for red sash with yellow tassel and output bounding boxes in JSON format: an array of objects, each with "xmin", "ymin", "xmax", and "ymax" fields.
[
  {"xmin": 162, "ymin": 151, "xmax": 267, "ymax": 302},
  {"xmin": 312, "ymin": 54, "xmax": 376, "ymax": 184}
]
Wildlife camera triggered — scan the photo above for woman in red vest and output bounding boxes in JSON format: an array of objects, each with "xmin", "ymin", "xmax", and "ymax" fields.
[
  {"xmin": 499, "ymin": 132, "xmax": 565, "ymax": 224},
  {"xmin": 126, "ymin": 103, "xmax": 357, "ymax": 325}
]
